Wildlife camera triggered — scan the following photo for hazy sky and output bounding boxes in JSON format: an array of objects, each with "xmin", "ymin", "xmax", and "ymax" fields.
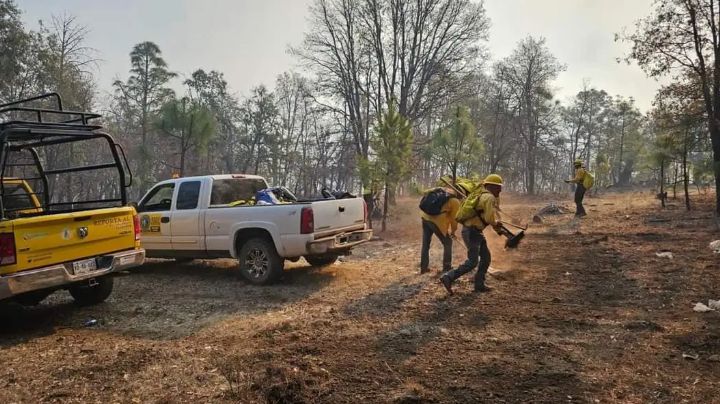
[{"xmin": 19, "ymin": 0, "xmax": 661, "ymax": 111}]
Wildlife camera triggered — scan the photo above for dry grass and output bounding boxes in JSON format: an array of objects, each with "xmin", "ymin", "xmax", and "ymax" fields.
[{"xmin": 0, "ymin": 188, "xmax": 718, "ymax": 403}]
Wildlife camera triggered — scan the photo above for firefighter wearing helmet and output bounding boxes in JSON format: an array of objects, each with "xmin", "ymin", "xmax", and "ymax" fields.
[
  {"xmin": 565, "ymin": 159, "xmax": 588, "ymax": 217},
  {"xmin": 440, "ymin": 174, "xmax": 504, "ymax": 295}
]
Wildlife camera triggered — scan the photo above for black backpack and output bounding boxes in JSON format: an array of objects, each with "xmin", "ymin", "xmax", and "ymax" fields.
[{"xmin": 419, "ymin": 188, "xmax": 452, "ymax": 216}]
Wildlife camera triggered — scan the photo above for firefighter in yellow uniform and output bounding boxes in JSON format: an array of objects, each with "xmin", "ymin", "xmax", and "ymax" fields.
[
  {"xmin": 565, "ymin": 159, "xmax": 587, "ymax": 217},
  {"xmin": 420, "ymin": 188, "xmax": 461, "ymax": 273},
  {"xmin": 440, "ymin": 174, "xmax": 503, "ymax": 294}
]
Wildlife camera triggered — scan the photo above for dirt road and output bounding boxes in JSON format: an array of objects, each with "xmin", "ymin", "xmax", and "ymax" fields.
[{"xmin": 1, "ymin": 190, "xmax": 719, "ymax": 403}]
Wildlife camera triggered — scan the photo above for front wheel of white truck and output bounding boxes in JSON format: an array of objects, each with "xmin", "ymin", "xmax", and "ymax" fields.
[{"xmin": 238, "ymin": 238, "xmax": 284, "ymax": 285}]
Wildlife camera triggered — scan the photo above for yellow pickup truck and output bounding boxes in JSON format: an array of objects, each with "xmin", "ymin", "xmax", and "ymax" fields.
[{"xmin": 0, "ymin": 93, "xmax": 145, "ymax": 306}]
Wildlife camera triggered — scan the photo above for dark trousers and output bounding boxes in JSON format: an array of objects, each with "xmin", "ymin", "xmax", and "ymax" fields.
[
  {"xmin": 420, "ymin": 219, "xmax": 452, "ymax": 271},
  {"xmin": 445, "ymin": 226, "xmax": 491, "ymax": 288},
  {"xmin": 575, "ymin": 184, "xmax": 586, "ymax": 216}
]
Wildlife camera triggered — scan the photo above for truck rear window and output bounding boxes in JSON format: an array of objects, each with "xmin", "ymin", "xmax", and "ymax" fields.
[
  {"xmin": 210, "ymin": 179, "xmax": 267, "ymax": 206},
  {"xmin": 1, "ymin": 183, "xmax": 36, "ymax": 212}
]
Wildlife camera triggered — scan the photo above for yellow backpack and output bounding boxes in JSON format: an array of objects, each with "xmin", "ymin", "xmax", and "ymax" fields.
[
  {"xmin": 455, "ymin": 185, "xmax": 489, "ymax": 223},
  {"xmin": 583, "ymin": 171, "xmax": 595, "ymax": 189}
]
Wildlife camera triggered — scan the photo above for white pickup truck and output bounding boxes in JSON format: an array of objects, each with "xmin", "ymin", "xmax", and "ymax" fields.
[{"xmin": 136, "ymin": 174, "xmax": 372, "ymax": 284}]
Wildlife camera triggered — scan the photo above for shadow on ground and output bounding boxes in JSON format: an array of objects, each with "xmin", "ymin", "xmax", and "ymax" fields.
[{"xmin": 0, "ymin": 259, "xmax": 333, "ymax": 345}]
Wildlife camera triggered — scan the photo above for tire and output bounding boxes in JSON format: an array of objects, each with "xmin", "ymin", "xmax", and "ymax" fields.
[
  {"xmin": 69, "ymin": 276, "xmax": 114, "ymax": 306},
  {"xmin": 238, "ymin": 238, "xmax": 284, "ymax": 285},
  {"xmin": 304, "ymin": 254, "xmax": 340, "ymax": 267}
]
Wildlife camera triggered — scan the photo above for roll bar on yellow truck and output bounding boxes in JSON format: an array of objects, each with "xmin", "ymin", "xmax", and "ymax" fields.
[{"xmin": 0, "ymin": 93, "xmax": 145, "ymax": 306}]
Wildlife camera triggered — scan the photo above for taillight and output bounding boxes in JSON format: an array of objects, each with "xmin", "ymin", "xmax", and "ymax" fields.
[
  {"xmin": 133, "ymin": 214, "xmax": 142, "ymax": 241},
  {"xmin": 300, "ymin": 207, "xmax": 314, "ymax": 234},
  {"xmin": 0, "ymin": 233, "xmax": 16, "ymax": 266}
]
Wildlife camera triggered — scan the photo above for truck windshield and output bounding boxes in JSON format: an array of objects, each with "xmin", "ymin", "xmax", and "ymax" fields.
[{"xmin": 210, "ymin": 178, "xmax": 267, "ymax": 206}]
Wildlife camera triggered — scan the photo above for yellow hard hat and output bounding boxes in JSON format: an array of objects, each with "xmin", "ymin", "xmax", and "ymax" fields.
[
  {"xmin": 574, "ymin": 159, "xmax": 583, "ymax": 167},
  {"xmin": 483, "ymin": 174, "xmax": 503, "ymax": 187}
]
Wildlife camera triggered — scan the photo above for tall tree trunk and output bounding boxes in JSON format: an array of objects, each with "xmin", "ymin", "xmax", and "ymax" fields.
[
  {"xmin": 712, "ymin": 124, "xmax": 720, "ymax": 215},
  {"xmin": 527, "ymin": 142, "xmax": 536, "ymax": 194},
  {"xmin": 381, "ymin": 181, "xmax": 389, "ymax": 232},
  {"xmin": 660, "ymin": 160, "xmax": 666, "ymax": 208},
  {"xmin": 179, "ymin": 148, "xmax": 186, "ymax": 177},
  {"xmin": 672, "ymin": 162, "xmax": 678, "ymax": 199},
  {"xmin": 616, "ymin": 114, "xmax": 626, "ymax": 186},
  {"xmin": 683, "ymin": 138, "xmax": 690, "ymax": 211}
]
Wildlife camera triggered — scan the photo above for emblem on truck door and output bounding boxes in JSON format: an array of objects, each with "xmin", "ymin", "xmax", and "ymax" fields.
[{"xmin": 78, "ymin": 226, "xmax": 89, "ymax": 239}]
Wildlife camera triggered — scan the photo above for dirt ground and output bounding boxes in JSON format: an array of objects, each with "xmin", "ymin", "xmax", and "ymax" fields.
[{"xmin": 1, "ymin": 189, "xmax": 719, "ymax": 403}]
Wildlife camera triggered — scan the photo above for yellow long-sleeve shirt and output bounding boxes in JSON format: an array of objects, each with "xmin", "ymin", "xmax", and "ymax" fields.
[
  {"xmin": 570, "ymin": 167, "xmax": 587, "ymax": 184},
  {"xmin": 421, "ymin": 197, "xmax": 461, "ymax": 236},
  {"xmin": 463, "ymin": 192, "xmax": 499, "ymax": 231}
]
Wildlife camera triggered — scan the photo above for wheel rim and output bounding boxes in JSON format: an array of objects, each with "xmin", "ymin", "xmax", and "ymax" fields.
[{"xmin": 245, "ymin": 248, "xmax": 269, "ymax": 279}]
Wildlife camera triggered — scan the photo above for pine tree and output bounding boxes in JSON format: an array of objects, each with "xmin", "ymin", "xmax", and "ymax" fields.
[
  {"xmin": 370, "ymin": 101, "xmax": 413, "ymax": 231},
  {"xmin": 432, "ymin": 106, "xmax": 483, "ymax": 182}
]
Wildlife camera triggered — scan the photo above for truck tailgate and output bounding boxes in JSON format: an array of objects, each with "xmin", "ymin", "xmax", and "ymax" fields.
[
  {"xmin": 310, "ymin": 198, "xmax": 366, "ymax": 234},
  {"xmin": 4, "ymin": 207, "xmax": 137, "ymax": 274}
]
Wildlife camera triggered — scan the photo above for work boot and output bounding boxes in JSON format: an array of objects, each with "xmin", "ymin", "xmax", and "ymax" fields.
[
  {"xmin": 439, "ymin": 275, "xmax": 454, "ymax": 295},
  {"xmin": 474, "ymin": 285, "xmax": 492, "ymax": 293}
]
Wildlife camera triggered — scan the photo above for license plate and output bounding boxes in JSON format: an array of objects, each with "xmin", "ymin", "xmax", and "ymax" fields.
[{"xmin": 72, "ymin": 258, "xmax": 97, "ymax": 275}]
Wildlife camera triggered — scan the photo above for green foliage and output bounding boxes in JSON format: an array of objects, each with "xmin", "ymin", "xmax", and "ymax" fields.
[
  {"xmin": 157, "ymin": 97, "xmax": 215, "ymax": 175},
  {"xmin": 371, "ymin": 101, "xmax": 413, "ymax": 187},
  {"xmin": 607, "ymin": 97, "xmax": 645, "ymax": 185},
  {"xmin": 113, "ymin": 41, "xmax": 176, "ymax": 189},
  {"xmin": 432, "ymin": 106, "xmax": 483, "ymax": 181},
  {"xmin": 692, "ymin": 155, "xmax": 715, "ymax": 187},
  {"xmin": 594, "ymin": 153, "xmax": 611, "ymax": 188},
  {"xmin": 0, "ymin": 0, "xmax": 31, "ymax": 102},
  {"xmin": 361, "ymin": 100, "xmax": 413, "ymax": 230},
  {"xmin": 240, "ymin": 85, "xmax": 280, "ymax": 176},
  {"xmin": 113, "ymin": 41, "xmax": 176, "ymax": 118},
  {"xmin": 623, "ymin": 0, "xmax": 720, "ymax": 211}
]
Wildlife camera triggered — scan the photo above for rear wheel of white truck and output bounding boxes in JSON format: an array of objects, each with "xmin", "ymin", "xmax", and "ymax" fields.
[
  {"xmin": 304, "ymin": 254, "xmax": 340, "ymax": 267},
  {"xmin": 238, "ymin": 238, "xmax": 284, "ymax": 285},
  {"xmin": 69, "ymin": 276, "xmax": 114, "ymax": 306}
]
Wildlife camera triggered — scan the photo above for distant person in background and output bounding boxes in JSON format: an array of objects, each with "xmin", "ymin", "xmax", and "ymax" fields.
[
  {"xmin": 418, "ymin": 187, "xmax": 460, "ymax": 274},
  {"xmin": 565, "ymin": 159, "xmax": 588, "ymax": 217}
]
